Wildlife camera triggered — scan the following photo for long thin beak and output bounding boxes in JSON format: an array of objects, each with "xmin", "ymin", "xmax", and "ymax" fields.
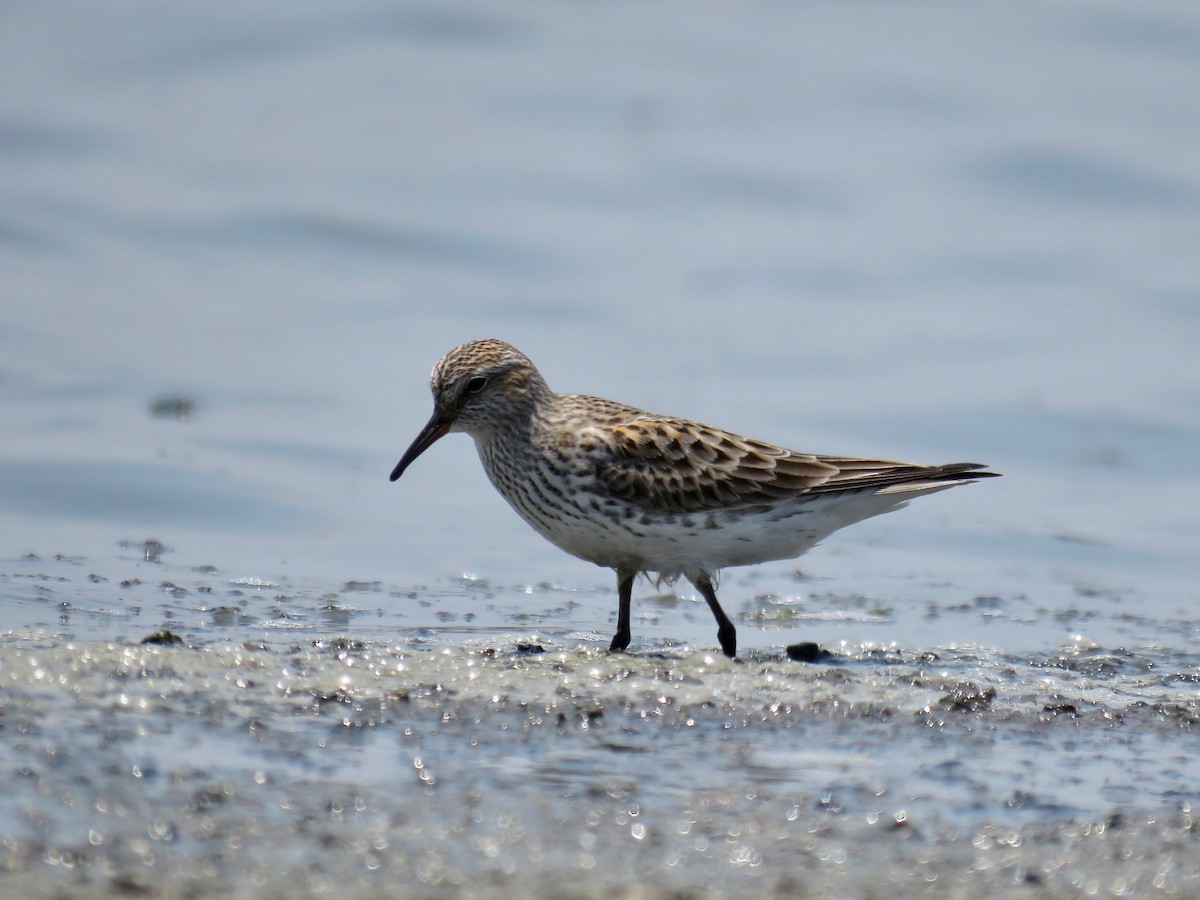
[{"xmin": 390, "ymin": 408, "xmax": 451, "ymax": 481}]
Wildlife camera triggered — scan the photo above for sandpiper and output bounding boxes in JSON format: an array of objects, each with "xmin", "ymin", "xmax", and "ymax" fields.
[{"xmin": 390, "ymin": 339, "xmax": 998, "ymax": 658}]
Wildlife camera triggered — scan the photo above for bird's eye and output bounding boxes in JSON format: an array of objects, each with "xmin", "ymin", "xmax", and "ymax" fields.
[{"xmin": 466, "ymin": 376, "xmax": 488, "ymax": 394}]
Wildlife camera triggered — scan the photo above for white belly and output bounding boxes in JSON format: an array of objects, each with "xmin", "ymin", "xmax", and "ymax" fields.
[{"xmin": 498, "ymin": 483, "xmax": 914, "ymax": 582}]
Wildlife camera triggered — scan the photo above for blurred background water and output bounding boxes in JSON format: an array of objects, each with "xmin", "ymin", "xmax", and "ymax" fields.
[{"xmin": 1, "ymin": 1, "xmax": 1198, "ymax": 896}]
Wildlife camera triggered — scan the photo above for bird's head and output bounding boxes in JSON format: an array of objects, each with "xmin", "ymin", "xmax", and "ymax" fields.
[{"xmin": 389, "ymin": 339, "xmax": 545, "ymax": 481}]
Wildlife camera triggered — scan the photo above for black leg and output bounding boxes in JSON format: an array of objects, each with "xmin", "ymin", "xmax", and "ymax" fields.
[
  {"xmin": 609, "ymin": 571, "xmax": 635, "ymax": 653},
  {"xmin": 695, "ymin": 578, "xmax": 737, "ymax": 659}
]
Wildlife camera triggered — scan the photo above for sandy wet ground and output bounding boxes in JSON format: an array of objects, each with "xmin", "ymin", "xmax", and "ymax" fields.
[{"xmin": 1, "ymin": 545, "xmax": 1197, "ymax": 897}]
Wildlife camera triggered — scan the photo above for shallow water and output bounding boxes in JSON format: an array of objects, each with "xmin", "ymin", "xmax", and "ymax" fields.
[
  {"xmin": 3, "ymin": 0, "xmax": 1200, "ymax": 896},
  {"xmin": 2, "ymin": 542, "xmax": 1197, "ymax": 896}
]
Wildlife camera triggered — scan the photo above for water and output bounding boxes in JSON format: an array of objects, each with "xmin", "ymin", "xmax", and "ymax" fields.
[{"xmin": 2, "ymin": 1, "xmax": 1199, "ymax": 895}]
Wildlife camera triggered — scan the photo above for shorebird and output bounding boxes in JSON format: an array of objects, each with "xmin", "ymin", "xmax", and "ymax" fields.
[{"xmin": 390, "ymin": 339, "xmax": 998, "ymax": 658}]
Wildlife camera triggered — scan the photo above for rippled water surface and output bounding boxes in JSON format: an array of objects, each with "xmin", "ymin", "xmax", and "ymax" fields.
[{"xmin": 2, "ymin": 1, "xmax": 1199, "ymax": 896}]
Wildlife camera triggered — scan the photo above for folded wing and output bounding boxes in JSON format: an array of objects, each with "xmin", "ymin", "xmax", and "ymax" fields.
[{"xmin": 594, "ymin": 417, "xmax": 997, "ymax": 515}]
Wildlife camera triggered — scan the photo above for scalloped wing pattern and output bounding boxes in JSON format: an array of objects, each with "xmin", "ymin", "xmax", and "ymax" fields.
[{"xmin": 595, "ymin": 417, "xmax": 991, "ymax": 515}]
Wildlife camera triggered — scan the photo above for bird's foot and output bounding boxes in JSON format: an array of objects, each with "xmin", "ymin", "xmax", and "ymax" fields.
[{"xmin": 717, "ymin": 625, "xmax": 737, "ymax": 659}]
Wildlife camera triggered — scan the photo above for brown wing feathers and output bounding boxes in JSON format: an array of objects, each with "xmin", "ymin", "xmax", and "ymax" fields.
[
  {"xmin": 597, "ymin": 418, "xmax": 997, "ymax": 514},
  {"xmin": 805, "ymin": 458, "xmax": 997, "ymax": 494}
]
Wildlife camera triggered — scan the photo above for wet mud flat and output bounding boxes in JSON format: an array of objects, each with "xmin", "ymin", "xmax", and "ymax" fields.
[{"xmin": 1, "ymin": 550, "xmax": 1197, "ymax": 898}]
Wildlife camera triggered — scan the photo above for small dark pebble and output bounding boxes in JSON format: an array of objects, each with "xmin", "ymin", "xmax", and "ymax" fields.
[
  {"xmin": 1043, "ymin": 702, "xmax": 1078, "ymax": 716},
  {"xmin": 318, "ymin": 637, "xmax": 365, "ymax": 652},
  {"xmin": 786, "ymin": 642, "xmax": 831, "ymax": 663},
  {"xmin": 313, "ymin": 688, "xmax": 354, "ymax": 705},
  {"xmin": 940, "ymin": 682, "xmax": 996, "ymax": 712},
  {"xmin": 1007, "ymin": 790, "xmax": 1035, "ymax": 809},
  {"xmin": 210, "ymin": 606, "xmax": 243, "ymax": 625},
  {"xmin": 150, "ymin": 395, "xmax": 195, "ymax": 420},
  {"xmin": 190, "ymin": 785, "xmax": 230, "ymax": 810},
  {"xmin": 143, "ymin": 540, "xmax": 165, "ymax": 563},
  {"xmin": 141, "ymin": 629, "xmax": 184, "ymax": 646},
  {"xmin": 516, "ymin": 643, "xmax": 546, "ymax": 655},
  {"xmin": 109, "ymin": 872, "xmax": 153, "ymax": 895}
]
